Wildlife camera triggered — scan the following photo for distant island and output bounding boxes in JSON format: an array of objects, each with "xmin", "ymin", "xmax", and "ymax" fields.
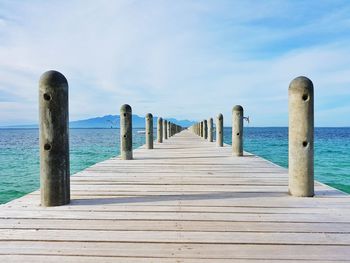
[{"xmin": 2, "ymin": 115, "xmax": 196, "ymax": 129}]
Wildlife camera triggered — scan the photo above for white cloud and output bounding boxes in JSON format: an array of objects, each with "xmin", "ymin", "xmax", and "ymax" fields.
[{"xmin": 0, "ymin": 0, "xmax": 350, "ymax": 126}]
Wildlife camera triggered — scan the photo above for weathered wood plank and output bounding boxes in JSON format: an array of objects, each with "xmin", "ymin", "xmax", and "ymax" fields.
[
  {"xmin": 1, "ymin": 219, "xmax": 349, "ymax": 233},
  {"xmin": 0, "ymin": 242, "xmax": 349, "ymax": 261}
]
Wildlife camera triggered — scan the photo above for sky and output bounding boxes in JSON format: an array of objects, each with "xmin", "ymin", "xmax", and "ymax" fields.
[{"xmin": 0, "ymin": 0, "xmax": 350, "ymax": 127}]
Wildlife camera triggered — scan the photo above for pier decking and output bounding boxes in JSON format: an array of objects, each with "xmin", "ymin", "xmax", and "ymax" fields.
[{"xmin": 1, "ymin": 130, "xmax": 350, "ymax": 262}]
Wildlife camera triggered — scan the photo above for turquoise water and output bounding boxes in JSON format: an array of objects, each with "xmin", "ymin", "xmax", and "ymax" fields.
[
  {"xmin": 0, "ymin": 128, "xmax": 146, "ymax": 204},
  {"xmin": 0, "ymin": 127, "xmax": 349, "ymax": 204},
  {"xmin": 223, "ymin": 127, "xmax": 350, "ymax": 194}
]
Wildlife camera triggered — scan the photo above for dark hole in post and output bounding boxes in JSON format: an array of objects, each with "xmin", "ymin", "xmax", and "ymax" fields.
[
  {"xmin": 123, "ymin": 113, "xmax": 127, "ymax": 117},
  {"xmin": 43, "ymin": 93, "xmax": 51, "ymax": 101},
  {"xmin": 237, "ymin": 133, "xmax": 240, "ymax": 136},
  {"xmin": 303, "ymin": 141, "xmax": 308, "ymax": 147},
  {"xmin": 44, "ymin": 143, "xmax": 51, "ymax": 151},
  {"xmin": 302, "ymin": 94, "xmax": 309, "ymax": 101},
  {"xmin": 123, "ymin": 135, "xmax": 127, "ymax": 138}
]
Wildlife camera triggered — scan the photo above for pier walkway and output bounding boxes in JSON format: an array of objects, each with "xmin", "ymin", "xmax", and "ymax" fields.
[{"xmin": 1, "ymin": 130, "xmax": 350, "ymax": 262}]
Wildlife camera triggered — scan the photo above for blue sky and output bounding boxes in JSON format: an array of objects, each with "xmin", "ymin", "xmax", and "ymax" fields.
[{"xmin": 0, "ymin": 0, "xmax": 350, "ymax": 126}]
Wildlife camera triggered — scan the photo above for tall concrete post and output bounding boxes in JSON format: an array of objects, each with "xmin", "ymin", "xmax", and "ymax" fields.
[
  {"xmin": 204, "ymin": 120, "xmax": 208, "ymax": 139},
  {"xmin": 120, "ymin": 104, "xmax": 133, "ymax": 160},
  {"xmin": 208, "ymin": 118, "xmax": 213, "ymax": 142},
  {"xmin": 168, "ymin": 121, "xmax": 171, "ymax": 137},
  {"xmin": 145, "ymin": 113, "xmax": 153, "ymax": 149},
  {"xmin": 163, "ymin": 119, "xmax": 168, "ymax": 140},
  {"xmin": 232, "ymin": 105, "xmax": 243, "ymax": 156},
  {"xmin": 200, "ymin": 121, "xmax": 203, "ymax": 137},
  {"xmin": 288, "ymin": 76, "xmax": 314, "ymax": 197},
  {"xmin": 39, "ymin": 70, "xmax": 70, "ymax": 207},
  {"xmin": 217, "ymin": 114, "xmax": 223, "ymax": 147},
  {"xmin": 157, "ymin": 117, "xmax": 163, "ymax": 143}
]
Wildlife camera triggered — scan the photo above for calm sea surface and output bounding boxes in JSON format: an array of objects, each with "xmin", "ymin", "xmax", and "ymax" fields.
[{"xmin": 0, "ymin": 127, "xmax": 349, "ymax": 204}]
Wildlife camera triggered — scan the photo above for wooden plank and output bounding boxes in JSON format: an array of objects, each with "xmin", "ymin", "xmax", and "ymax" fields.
[
  {"xmin": 1, "ymin": 229, "xmax": 350, "ymax": 245},
  {"xmin": 0, "ymin": 242, "xmax": 349, "ymax": 261},
  {"xmin": 0, "ymin": 255, "xmax": 346, "ymax": 263},
  {"xmin": 1, "ymin": 219, "xmax": 349, "ymax": 233}
]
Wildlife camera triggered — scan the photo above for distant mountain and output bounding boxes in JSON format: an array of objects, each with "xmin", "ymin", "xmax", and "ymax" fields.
[
  {"xmin": 2, "ymin": 115, "xmax": 196, "ymax": 129},
  {"xmin": 70, "ymin": 115, "xmax": 196, "ymax": 128}
]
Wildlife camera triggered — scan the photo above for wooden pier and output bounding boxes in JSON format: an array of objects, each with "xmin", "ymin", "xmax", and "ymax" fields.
[{"xmin": 1, "ymin": 130, "xmax": 350, "ymax": 262}]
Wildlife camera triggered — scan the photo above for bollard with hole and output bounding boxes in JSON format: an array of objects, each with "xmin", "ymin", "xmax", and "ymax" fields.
[
  {"xmin": 145, "ymin": 113, "xmax": 153, "ymax": 149},
  {"xmin": 39, "ymin": 70, "xmax": 70, "ymax": 207},
  {"xmin": 200, "ymin": 121, "xmax": 203, "ymax": 137},
  {"xmin": 288, "ymin": 76, "xmax": 314, "ymax": 197},
  {"xmin": 232, "ymin": 105, "xmax": 243, "ymax": 156},
  {"xmin": 204, "ymin": 120, "xmax": 208, "ymax": 139},
  {"xmin": 208, "ymin": 118, "xmax": 213, "ymax": 142},
  {"xmin": 217, "ymin": 114, "xmax": 223, "ymax": 147},
  {"xmin": 163, "ymin": 119, "xmax": 168, "ymax": 140},
  {"xmin": 168, "ymin": 121, "xmax": 171, "ymax": 137},
  {"xmin": 120, "ymin": 104, "xmax": 133, "ymax": 160},
  {"xmin": 158, "ymin": 117, "xmax": 163, "ymax": 143}
]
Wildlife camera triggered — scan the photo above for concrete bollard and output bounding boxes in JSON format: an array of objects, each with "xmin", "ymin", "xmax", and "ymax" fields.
[
  {"xmin": 158, "ymin": 117, "xmax": 163, "ymax": 143},
  {"xmin": 208, "ymin": 118, "xmax": 213, "ymax": 142},
  {"xmin": 168, "ymin": 121, "xmax": 171, "ymax": 137},
  {"xmin": 232, "ymin": 105, "xmax": 243, "ymax": 156},
  {"xmin": 288, "ymin": 76, "xmax": 314, "ymax": 197},
  {"xmin": 120, "ymin": 104, "xmax": 133, "ymax": 160},
  {"xmin": 163, "ymin": 119, "xmax": 168, "ymax": 140},
  {"xmin": 200, "ymin": 121, "xmax": 203, "ymax": 137},
  {"xmin": 145, "ymin": 113, "xmax": 153, "ymax": 149},
  {"xmin": 217, "ymin": 114, "xmax": 223, "ymax": 147},
  {"xmin": 204, "ymin": 120, "xmax": 208, "ymax": 139},
  {"xmin": 39, "ymin": 70, "xmax": 70, "ymax": 207}
]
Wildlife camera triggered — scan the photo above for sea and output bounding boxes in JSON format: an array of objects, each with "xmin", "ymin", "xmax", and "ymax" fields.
[{"xmin": 0, "ymin": 127, "xmax": 349, "ymax": 204}]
